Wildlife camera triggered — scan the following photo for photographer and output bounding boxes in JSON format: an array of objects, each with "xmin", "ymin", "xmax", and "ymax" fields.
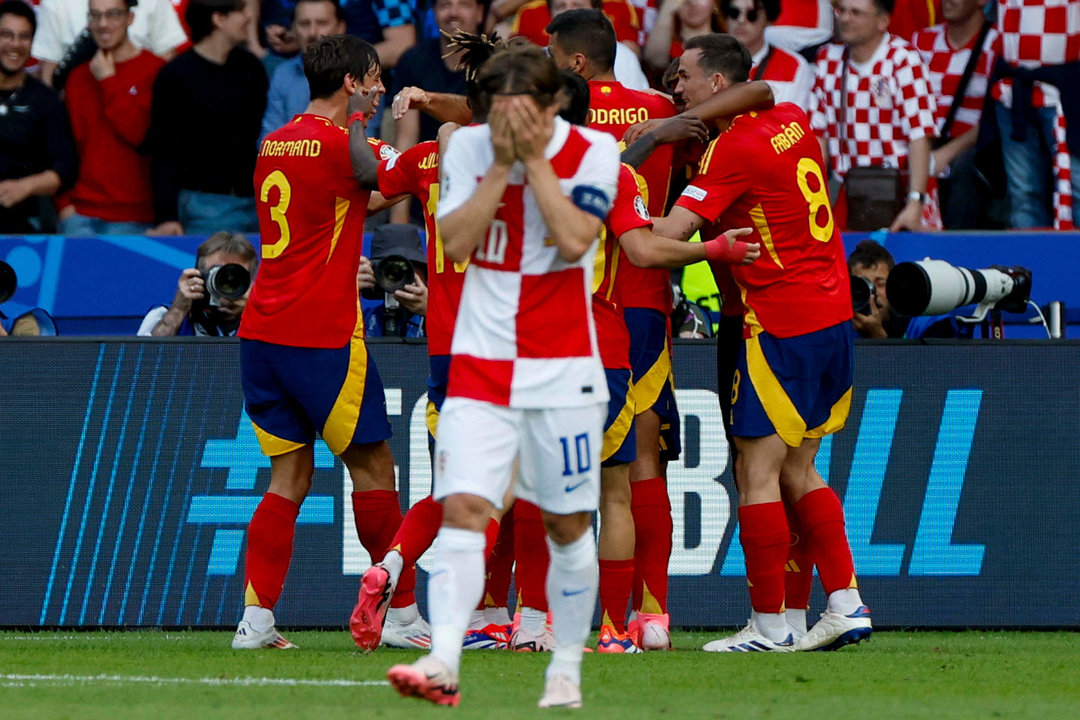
[
  {"xmin": 359, "ymin": 224, "xmax": 428, "ymax": 338},
  {"xmin": 137, "ymin": 231, "xmax": 258, "ymax": 337},
  {"xmin": 849, "ymin": 240, "xmax": 962, "ymax": 339}
]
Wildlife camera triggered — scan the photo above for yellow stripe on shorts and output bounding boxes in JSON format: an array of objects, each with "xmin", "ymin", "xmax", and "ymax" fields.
[
  {"xmin": 426, "ymin": 400, "xmax": 439, "ymax": 439},
  {"xmin": 632, "ymin": 340, "xmax": 672, "ymax": 415},
  {"xmin": 744, "ymin": 333, "xmax": 806, "ymax": 447},
  {"xmin": 251, "ymin": 421, "xmax": 305, "ymax": 458},
  {"xmin": 322, "ymin": 323, "xmax": 369, "ymax": 456},
  {"xmin": 806, "ymin": 387, "xmax": 853, "ymax": 438},
  {"xmin": 601, "ymin": 394, "xmax": 636, "ymax": 462}
]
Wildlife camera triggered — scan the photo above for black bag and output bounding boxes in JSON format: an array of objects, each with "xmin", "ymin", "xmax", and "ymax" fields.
[
  {"xmin": 837, "ymin": 49, "xmax": 903, "ymax": 230},
  {"xmin": 843, "ymin": 166, "xmax": 904, "ymax": 230}
]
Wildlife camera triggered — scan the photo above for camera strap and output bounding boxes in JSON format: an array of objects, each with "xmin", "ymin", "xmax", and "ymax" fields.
[{"xmin": 935, "ymin": 20, "xmax": 993, "ymax": 148}]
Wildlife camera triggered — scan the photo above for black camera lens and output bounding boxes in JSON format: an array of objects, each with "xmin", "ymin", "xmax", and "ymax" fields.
[
  {"xmin": 375, "ymin": 255, "xmax": 415, "ymax": 293},
  {"xmin": 0, "ymin": 260, "xmax": 16, "ymax": 305},
  {"xmin": 850, "ymin": 274, "xmax": 875, "ymax": 315},
  {"xmin": 204, "ymin": 263, "xmax": 251, "ymax": 301}
]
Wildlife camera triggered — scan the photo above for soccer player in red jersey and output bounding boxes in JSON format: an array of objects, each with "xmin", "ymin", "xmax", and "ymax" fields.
[
  {"xmin": 232, "ymin": 35, "xmax": 403, "ymax": 650},
  {"xmin": 654, "ymin": 34, "xmax": 872, "ymax": 653}
]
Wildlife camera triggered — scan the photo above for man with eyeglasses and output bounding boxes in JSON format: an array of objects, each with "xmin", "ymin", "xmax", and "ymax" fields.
[
  {"xmin": 32, "ymin": 0, "xmax": 187, "ymax": 87},
  {"xmin": 59, "ymin": 0, "xmax": 165, "ymax": 235},
  {"xmin": 724, "ymin": 0, "xmax": 812, "ymax": 107},
  {"xmin": 0, "ymin": 0, "xmax": 77, "ymax": 234}
]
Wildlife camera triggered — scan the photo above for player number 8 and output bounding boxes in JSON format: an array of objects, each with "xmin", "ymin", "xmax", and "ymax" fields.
[{"xmin": 796, "ymin": 158, "xmax": 833, "ymax": 243}]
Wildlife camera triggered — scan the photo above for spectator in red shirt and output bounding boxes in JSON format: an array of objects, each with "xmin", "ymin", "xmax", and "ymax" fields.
[
  {"xmin": 644, "ymin": 0, "xmax": 723, "ymax": 73},
  {"xmin": 60, "ymin": 0, "xmax": 165, "ymax": 235}
]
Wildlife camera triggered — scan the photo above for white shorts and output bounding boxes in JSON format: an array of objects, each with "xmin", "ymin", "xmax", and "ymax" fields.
[{"xmin": 434, "ymin": 398, "xmax": 605, "ymax": 515}]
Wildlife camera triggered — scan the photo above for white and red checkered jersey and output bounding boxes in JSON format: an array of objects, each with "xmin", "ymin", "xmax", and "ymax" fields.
[
  {"xmin": 810, "ymin": 36, "xmax": 939, "ymax": 178},
  {"xmin": 764, "ymin": 0, "xmax": 833, "ymax": 52},
  {"xmin": 991, "ymin": 0, "xmax": 1080, "ymax": 109},
  {"xmin": 912, "ymin": 23, "xmax": 999, "ymax": 139},
  {"xmin": 753, "ymin": 43, "xmax": 813, "ymax": 109},
  {"xmin": 437, "ymin": 118, "xmax": 619, "ymax": 409}
]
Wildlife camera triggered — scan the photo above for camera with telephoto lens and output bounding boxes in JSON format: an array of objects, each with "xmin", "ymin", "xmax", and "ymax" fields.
[
  {"xmin": 201, "ymin": 263, "xmax": 251, "ymax": 307},
  {"xmin": 850, "ymin": 274, "xmax": 877, "ymax": 315},
  {"xmin": 374, "ymin": 255, "xmax": 415, "ymax": 294},
  {"xmin": 887, "ymin": 259, "xmax": 1032, "ymax": 322}
]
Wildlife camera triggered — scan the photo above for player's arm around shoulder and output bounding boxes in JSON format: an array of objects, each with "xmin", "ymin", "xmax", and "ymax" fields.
[{"xmin": 436, "ymin": 124, "xmax": 512, "ymax": 264}]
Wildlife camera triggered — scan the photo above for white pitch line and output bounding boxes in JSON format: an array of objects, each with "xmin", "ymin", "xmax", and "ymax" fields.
[{"xmin": 0, "ymin": 673, "xmax": 388, "ymax": 688}]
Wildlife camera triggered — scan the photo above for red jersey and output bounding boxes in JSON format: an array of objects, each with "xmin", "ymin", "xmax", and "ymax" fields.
[
  {"xmin": 588, "ymin": 80, "xmax": 674, "ymax": 315},
  {"xmin": 377, "ymin": 140, "xmax": 466, "ymax": 357},
  {"xmin": 64, "ymin": 50, "xmax": 163, "ymax": 222},
  {"xmin": 675, "ymin": 104, "xmax": 851, "ymax": 338},
  {"xmin": 594, "ymin": 164, "xmax": 653, "ymax": 369},
  {"xmin": 242, "ymin": 115, "xmax": 395, "ymax": 348},
  {"xmin": 512, "ymin": 0, "xmax": 641, "ymax": 48}
]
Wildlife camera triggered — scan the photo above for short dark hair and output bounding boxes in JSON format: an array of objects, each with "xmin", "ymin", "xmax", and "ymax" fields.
[
  {"xmin": 304, "ymin": 34, "xmax": 380, "ymax": 101},
  {"xmin": 0, "ymin": 0, "xmax": 37, "ymax": 35},
  {"xmin": 545, "ymin": 8, "xmax": 616, "ymax": 74},
  {"xmin": 197, "ymin": 231, "xmax": 258, "ymax": 272},
  {"xmin": 872, "ymin": 0, "xmax": 895, "ymax": 15},
  {"xmin": 473, "ymin": 44, "xmax": 563, "ymax": 117},
  {"xmin": 546, "ymin": 0, "xmax": 602, "ymax": 8},
  {"xmin": 186, "ymin": 0, "xmax": 245, "ymax": 44},
  {"xmin": 683, "ymin": 33, "xmax": 751, "ymax": 84},
  {"xmin": 292, "ymin": 0, "xmax": 345, "ymax": 24},
  {"xmin": 847, "ymin": 240, "xmax": 895, "ymax": 271},
  {"xmin": 720, "ymin": 0, "xmax": 781, "ymax": 24},
  {"xmin": 558, "ymin": 69, "xmax": 590, "ymax": 125}
]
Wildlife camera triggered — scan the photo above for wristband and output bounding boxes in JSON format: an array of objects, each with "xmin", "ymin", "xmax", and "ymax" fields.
[
  {"xmin": 348, "ymin": 111, "xmax": 368, "ymax": 127},
  {"xmin": 704, "ymin": 237, "xmax": 752, "ymax": 264}
]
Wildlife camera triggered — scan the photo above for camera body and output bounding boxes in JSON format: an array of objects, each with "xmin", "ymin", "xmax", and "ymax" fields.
[
  {"xmin": 200, "ymin": 263, "xmax": 251, "ymax": 307},
  {"xmin": 374, "ymin": 255, "xmax": 416, "ymax": 295}
]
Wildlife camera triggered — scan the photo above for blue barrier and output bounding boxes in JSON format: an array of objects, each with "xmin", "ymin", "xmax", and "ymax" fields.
[
  {"xmin": 1, "ymin": 338, "xmax": 1077, "ymax": 629},
  {"xmin": 3, "ymin": 232, "xmax": 1079, "ymax": 336}
]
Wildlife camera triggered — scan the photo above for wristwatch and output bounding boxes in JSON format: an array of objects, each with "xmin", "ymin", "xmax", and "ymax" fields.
[{"xmin": 907, "ymin": 191, "xmax": 927, "ymax": 205}]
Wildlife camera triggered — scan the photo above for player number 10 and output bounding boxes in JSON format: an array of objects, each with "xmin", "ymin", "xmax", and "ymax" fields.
[{"xmin": 560, "ymin": 433, "xmax": 592, "ymax": 477}]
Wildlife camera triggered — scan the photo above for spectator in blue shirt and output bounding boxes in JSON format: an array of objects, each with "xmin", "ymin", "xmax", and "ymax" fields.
[{"xmin": 260, "ymin": 0, "xmax": 345, "ymax": 143}]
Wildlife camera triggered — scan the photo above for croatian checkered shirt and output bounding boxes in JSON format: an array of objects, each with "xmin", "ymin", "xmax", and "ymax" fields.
[
  {"xmin": 911, "ymin": 23, "xmax": 999, "ymax": 139},
  {"xmin": 809, "ymin": 36, "xmax": 938, "ymax": 178},
  {"xmin": 991, "ymin": 0, "xmax": 1080, "ymax": 110},
  {"xmin": 437, "ymin": 118, "xmax": 619, "ymax": 408},
  {"xmin": 374, "ymin": 0, "xmax": 415, "ymax": 28}
]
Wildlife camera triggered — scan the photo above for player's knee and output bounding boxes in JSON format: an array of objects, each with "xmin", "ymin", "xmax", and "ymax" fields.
[
  {"xmin": 342, "ymin": 440, "xmax": 396, "ymax": 491},
  {"xmin": 542, "ymin": 511, "xmax": 592, "ymax": 546},
  {"xmin": 442, "ymin": 493, "xmax": 494, "ymax": 532}
]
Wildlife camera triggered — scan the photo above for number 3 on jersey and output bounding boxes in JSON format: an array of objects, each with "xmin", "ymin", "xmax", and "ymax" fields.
[{"xmin": 260, "ymin": 170, "xmax": 291, "ymax": 259}]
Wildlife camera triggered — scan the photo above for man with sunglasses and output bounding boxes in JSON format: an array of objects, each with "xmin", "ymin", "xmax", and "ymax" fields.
[{"xmin": 724, "ymin": 0, "xmax": 812, "ymax": 107}]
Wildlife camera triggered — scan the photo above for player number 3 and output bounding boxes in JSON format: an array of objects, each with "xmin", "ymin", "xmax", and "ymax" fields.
[{"xmin": 260, "ymin": 170, "xmax": 292, "ymax": 259}]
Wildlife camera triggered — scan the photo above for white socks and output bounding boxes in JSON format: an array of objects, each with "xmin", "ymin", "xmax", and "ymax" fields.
[
  {"xmin": 380, "ymin": 549, "xmax": 404, "ymax": 587},
  {"xmin": 544, "ymin": 532, "xmax": 598, "ymax": 685},
  {"xmin": 519, "ymin": 606, "xmax": 548, "ymax": 635},
  {"xmin": 751, "ymin": 610, "xmax": 789, "ymax": 643},
  {"xmin": 785, "ymin": 608, "xmax": 808, "ymax": 636},
  {"xmin": 427, "ymin": 527, "xmax": 486, "ymax": 675},
  {"xmin": 826, "ymin": 588, "xmax": 864, "ymax": 616},
  {"xmin": 241, "ymin": 605, "xmax": 274, "ymax": 632}
]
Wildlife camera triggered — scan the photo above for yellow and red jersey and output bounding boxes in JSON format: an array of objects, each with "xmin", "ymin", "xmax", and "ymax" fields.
[
  {"xmin": 242, "ymin": 115, "xmax": 395, "ymax": 348},
  {"xmin": 675, "ymin": 104, "xmax": 851, "ymax": 339},
  {"xmin": 376, "ymin": 140, "xmax": 466, "ymax": 357}
]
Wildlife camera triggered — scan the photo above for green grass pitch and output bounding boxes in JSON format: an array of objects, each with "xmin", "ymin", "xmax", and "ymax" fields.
[{"xmin": 1, "ymin": 630, "xmax": 1077, "ymax": 718}]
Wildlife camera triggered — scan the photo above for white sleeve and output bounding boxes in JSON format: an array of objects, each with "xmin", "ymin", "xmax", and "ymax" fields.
[
  {"xmin": 791, "ymin": 54, "xmax": 814, "ymax": 110},
  {"xmin": 146, "ymin": 0, "xmax": 189, "ymax": 56},
  {"xmin": 436, "ymin": 130, "xmax": 484, "ymax": 220},
  {"xmin": 137, "ymin": 306, "xmax": 169, "ymax": 336},
  {"xmin": 30, "ymin": 0, "xmax": 67, "ymax": 64},
  {"xmin": 613, "ymin": 43, "xmax": 649, "ymax": 92}
]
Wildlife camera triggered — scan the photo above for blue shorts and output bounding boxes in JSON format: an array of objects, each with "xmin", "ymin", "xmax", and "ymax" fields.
[
  {"xmin": 425, "ymin": 354, "xmax": 451, "ymax": 442},
  {"xmin": 730, "ymin": 321, "xmax": 853, "ymax": 447},
  {"xmin": 602, "ymin": 367, "xmax": 637, "ymax": 466},
  {"xmin": 240, "ymin": 336, "xmax": 392, "ymax": 457},
  {"xmin": 625, "ymin": 307, "xmax": 681, "ymax": 462}
]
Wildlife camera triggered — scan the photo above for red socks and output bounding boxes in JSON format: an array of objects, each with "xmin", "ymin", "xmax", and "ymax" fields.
[
  {"xmin": 243, "ymin": 492, "xmax": 300, "ymax": 608},
  {"xmin": 598, "ymin": 559, "xmax": 634, "ymax": 633},
  {"xmin": 351, "ymin": 490, "xmax": 408, "ymax": 607},
  {"xmin": 483, "ymin": 507, "xmax": 515, "ymax": 609},
  {"xmin": 738, "ymin": 502, "xmax": 789, "ymax": 613},
  {"xmin": 796, "ymin": 487, "xmax": 858, "ymax": 594},
  {"xmin": 784, "ymin": 501, "xmax": 813, "ymax": 610},
  {"xmin": 513, "ymin": 500, "xmax": 549, "ymax": 612},
  {"xmin": 630, "ymin": 477, "xmax": 672, "ymax": 613}
]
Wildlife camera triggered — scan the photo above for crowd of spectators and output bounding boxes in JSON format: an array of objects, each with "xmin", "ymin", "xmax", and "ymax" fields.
[{"xmin": 0, "ymin": 0, "xmax": 1077, "ymax": 238}]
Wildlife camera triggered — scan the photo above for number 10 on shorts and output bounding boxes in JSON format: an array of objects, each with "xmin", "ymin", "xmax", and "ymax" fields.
[{"xmin": 560, "ymin": 433, "xmax": 592, "ymax": 477}]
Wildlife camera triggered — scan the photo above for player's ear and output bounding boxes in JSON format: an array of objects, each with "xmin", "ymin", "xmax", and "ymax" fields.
[{"xmin": 343, "ymin": 73, "xmax": 361, "ymax": 95}]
